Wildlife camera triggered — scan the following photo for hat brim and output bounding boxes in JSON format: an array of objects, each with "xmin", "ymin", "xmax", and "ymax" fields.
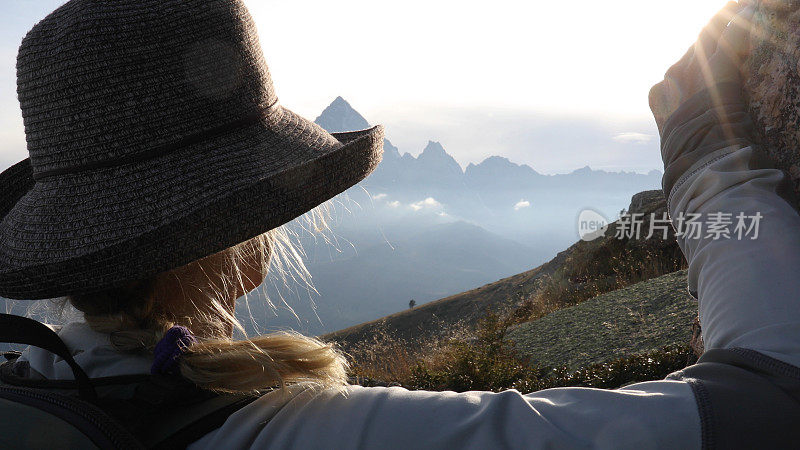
[{"xmin": 0, "ymin": 105, "xmax": 384, "ymax": 300}]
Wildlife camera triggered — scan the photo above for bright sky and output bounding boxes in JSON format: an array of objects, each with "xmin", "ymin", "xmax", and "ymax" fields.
[
  {"xmin": 247, "ymin": 0, "xmax": 728, "ymax": 117},
  {"xmin": 0, "ymin": 0, "xmax": 731, "ymax": 173}
]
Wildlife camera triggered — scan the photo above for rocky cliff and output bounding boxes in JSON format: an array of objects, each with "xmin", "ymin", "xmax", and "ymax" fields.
[{"xmin": 744, "ymin": 1, "xmax": 800, "ymax": 200}]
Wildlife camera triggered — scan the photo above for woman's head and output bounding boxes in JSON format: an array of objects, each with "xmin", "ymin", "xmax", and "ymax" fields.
[
  {"xmin": 69, "ymin": 232, "xmax": 270, "ymax": 336},
  {"xmin": 66, "ymin": 226, "xmax": 349, "ymax": 392}
]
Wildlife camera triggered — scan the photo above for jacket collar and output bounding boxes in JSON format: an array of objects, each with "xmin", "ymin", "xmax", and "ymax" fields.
[{"xmin": 16, "ymin": 321, "xmax": 151, "ymax": 380}]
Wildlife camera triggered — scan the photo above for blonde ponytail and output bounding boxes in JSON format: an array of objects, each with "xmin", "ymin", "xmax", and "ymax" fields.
[
  {"xmin": 66, "ymin": 224, "xmax": 349, "ymax": 392},
  {"xmin": 180, "ymin": 333, "xmax": 348, "ymax": 392}
]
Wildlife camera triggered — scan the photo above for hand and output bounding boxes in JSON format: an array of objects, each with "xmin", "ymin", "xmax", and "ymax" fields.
[{"xmin": 649, "ymin": 2, "xmax": 755, "ymax": 136}]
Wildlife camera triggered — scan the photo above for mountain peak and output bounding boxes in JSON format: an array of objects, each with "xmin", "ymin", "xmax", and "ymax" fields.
[
  {"xmin": 484, "ymin": 155, "xmax": 512, "ymax": 164},
  {"xmin": 471, "ymin": 156, "xmax": 539, "ymax": 174},
  {"xmin": 415, "ymin": 141, "xmax": 463, "ymax": 175},
  {"xmin": 314, "ymin": 97, "xmax": 401, "ymax": 160},
  {"xmin": 572, "ymin": 165, "xmax": 593, "ymax": 175},
  {"xmin": 421, "ymin": 141, "xmax": 447, "ymax": 157},
  {"xmin": 464, "ymin": 155, "xmax": 541, "ymax": 188},
  {"xmin": 383, "ymin": 139, "xmax": 402, "ymax": 160},
  {"xmin": 314, "ymin": 97, "xmax": 370, "ymax": 133}
]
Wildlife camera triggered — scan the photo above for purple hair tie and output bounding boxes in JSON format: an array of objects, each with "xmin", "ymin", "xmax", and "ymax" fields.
[{"xmin": 151, "ymin": 326, "xmax": 197, "ymax": 376}]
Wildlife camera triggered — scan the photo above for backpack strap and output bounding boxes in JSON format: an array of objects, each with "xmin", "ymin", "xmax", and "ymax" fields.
[
  {"xmin": 0, "ymin": 314, "xmax": 97, "ymax": 401},
  {"xmin": 145, "ymin": 393, "xmax": 259, "ymax": 449},
  {"xmin": 95, "ymin": 374, "xmax": 262, "ymax": 448}
]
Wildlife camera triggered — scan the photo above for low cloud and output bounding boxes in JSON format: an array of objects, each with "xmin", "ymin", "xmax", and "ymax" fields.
[
  {"xmin": 514, "ymin": 200, "xmax": 531, "ymax": 211},
  {"xmin": 613, "ymin": 132, "xmax": 654, "ymax": 144},
  {"xmin": 371, "ymin": 193, "xmax": 388, "ymax": 200},
  {"xmin": 387, "ymin": 200, "xmax": 401, "ymax": 208},
  {"xmin": 411, "ymin": 197, "xmax": 442, "ymax": 211}
]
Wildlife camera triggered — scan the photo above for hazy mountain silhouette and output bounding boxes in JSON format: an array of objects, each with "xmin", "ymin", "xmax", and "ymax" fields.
[
  {"xmin": 314, "ymin": 97, "xmax": 660, "ymax": 197},
  {"xmin": 465, "ymin": 156, "xmax": 542, "ymax": 190}
]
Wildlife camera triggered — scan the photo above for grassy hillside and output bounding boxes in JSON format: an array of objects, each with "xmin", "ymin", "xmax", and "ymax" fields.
[
  {"xmin": 325, "ymin": 190, "xmax": 685, "ymax": 355},
  {"xmin": 507, "ymin": 270, "xmax": 695, "ymax": 370},
  {"xmin": 350, "ymin": 270, "xmax": 697, "ymax": 392},
  {"xmin": 323, "ymin": 261, "xmax": 556, "ymax": 353}
]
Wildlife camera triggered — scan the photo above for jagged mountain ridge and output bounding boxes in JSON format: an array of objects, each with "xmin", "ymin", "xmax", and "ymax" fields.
[{"xmin": 314, "ymin": 97, "xmax": 662, "ymax": 197}]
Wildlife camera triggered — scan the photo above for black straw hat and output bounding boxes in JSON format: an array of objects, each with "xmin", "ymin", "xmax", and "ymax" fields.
[{"xmin": 0, "ymin": 0, "xmax": 384, "ymax": 300}]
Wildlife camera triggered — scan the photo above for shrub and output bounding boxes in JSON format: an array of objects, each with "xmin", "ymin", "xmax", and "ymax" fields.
[
  {"xmin": 408, "ymin": 313, "xmax": 547, "ymax": 393},
  {"xmin": 344, "ymin": 319, "xmax": 472, "ymax": 385}
]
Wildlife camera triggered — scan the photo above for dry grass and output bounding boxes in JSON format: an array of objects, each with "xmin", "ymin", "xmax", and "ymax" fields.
[
  {"xmin": 508, "ymin": 270, "xmax": 696, "ymax": 371},
  {"xmin": 342, "ymin": 318, "xmax": 472, "ymax": 384},
  {"xmin": 509, "ymin": 218, "xmax": 687, "ymax": 326},
  {"xmin": 342, "ymin": 305, "xmax": 696, "ymax": 393}
]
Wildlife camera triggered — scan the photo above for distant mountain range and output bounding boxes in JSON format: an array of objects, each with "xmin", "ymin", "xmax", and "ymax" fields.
[
  {"xmin": 320, "ymin": 96, "xmax": 660, "ymax": 195},
  {"xmin": 313, "ymin": 98, "xmax": 660, "ymax": 253}
]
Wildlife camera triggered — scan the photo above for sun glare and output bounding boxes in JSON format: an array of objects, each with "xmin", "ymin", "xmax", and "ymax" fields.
[{"xmin": 245, "ymin": 0, "xmax": 734, "ymax": 118}]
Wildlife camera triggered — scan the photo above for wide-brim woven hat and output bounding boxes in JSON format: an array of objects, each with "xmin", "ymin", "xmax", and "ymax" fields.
[{"xmin": 0, "ymin": 0, "xmax": 384, "ymax": 300}]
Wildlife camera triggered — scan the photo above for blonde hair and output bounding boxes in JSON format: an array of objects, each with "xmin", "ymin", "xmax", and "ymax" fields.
[{"xmin": 66, "ymin": 225, "xmax": 349, "ymax": 393}]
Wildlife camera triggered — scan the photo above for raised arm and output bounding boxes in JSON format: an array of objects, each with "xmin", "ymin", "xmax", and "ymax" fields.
[{"xmin": 650, "ymin": 2, "xmax": 800, "ymax": 368}]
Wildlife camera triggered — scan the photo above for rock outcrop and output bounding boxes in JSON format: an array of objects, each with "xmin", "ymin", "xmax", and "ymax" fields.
[
  {"xmin": 744, "ymin": 1, "xmax": 800, "ymax": 200},
  {"xmin": 628, "ymin": 189, "xmax": 667, "ymax": 216}
]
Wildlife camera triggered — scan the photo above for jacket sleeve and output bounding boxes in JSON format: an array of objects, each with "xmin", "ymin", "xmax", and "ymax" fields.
[
  {"xmin": 660, "ymin": 81, "xmax": 800, "ymax": 369},
  {"xmin": 189, "ymin": 381, "xmax": 702, "ymax": 450}
]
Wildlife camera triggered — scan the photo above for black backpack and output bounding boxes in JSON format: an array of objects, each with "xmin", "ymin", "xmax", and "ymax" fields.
[{"xmin": 0, "ymin": 314, "xmax": 261, "ymax": 449}]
